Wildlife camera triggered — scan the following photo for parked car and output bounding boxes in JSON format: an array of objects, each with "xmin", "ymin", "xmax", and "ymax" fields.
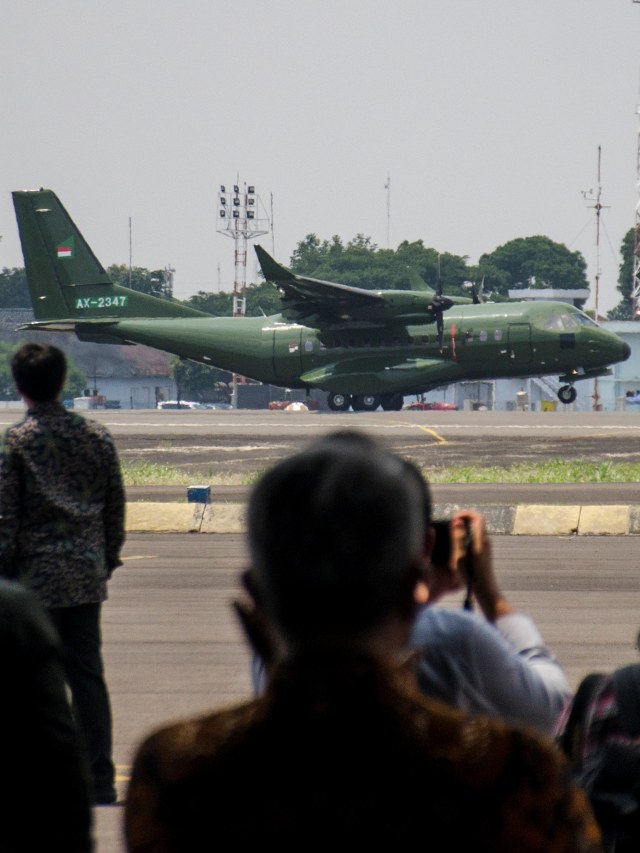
[
  {"xmin": 156, "ymin": 401, "xmax": 206, "ymax": 410},
  {"xmin": 403, "ymin": 401, "xmax": 459, "ymax": 411}
]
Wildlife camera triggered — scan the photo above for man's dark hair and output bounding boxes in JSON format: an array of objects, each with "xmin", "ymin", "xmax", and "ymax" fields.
[
  {"xmin": 11, "ymin": 343, "xmax": 67, "ymax": 403},
  {"xmin": 247, "ymin": 430, "xmax": 429, "ymax": 644}
]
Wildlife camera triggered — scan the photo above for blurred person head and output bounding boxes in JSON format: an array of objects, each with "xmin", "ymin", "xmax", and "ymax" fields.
[
  {"xmin": 247, "ymin": 429, "xmax": 432, "ymax": 650},
  {"xmin": 11, "ymin": 343, "xmax": 67, "ymax": 403}
]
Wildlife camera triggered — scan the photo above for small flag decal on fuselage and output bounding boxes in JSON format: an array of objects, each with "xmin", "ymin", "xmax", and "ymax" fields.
[{"xmin": 57, "ymin": 237, "xmax": 74, "ymax": 258}]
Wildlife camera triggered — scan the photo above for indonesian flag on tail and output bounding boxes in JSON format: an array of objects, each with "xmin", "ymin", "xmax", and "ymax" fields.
[{"xmin": 57, "ymin": 236, "xmax": 74, "ymax": 258}]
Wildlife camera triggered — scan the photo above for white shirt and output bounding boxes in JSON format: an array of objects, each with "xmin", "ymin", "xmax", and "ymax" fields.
[{"xmin": 411, "ymin": 606, "xmax": 570, "ymax": 735}]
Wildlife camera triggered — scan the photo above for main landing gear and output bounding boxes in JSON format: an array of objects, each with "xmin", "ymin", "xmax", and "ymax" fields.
[
  {"xmin": 557, "ymin": 385, "xmax": 577, "ymax": 405},
  {"xmin": 327, "ymin": 392, "xmax": 351, "ymax": 411},
  {"xmin": 327, "ymin": 393, "xmax": 404, "ymax": 412}
]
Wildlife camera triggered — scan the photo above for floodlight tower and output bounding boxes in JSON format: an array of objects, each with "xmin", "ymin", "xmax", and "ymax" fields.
[
  {"xmin": 216, "ymin": 182, "xmax": 270, "ymax": 400},
  {"xmin": 217, "ymin": 182, "xmax": 269, "ymax": 317}
]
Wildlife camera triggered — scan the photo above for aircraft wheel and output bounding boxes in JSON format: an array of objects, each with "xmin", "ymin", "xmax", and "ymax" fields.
[
  {"xmin": 352, "ymin": 394, "xmax": 380, "ymax": 412},
  {"xmin": 328, "ymin": 393, "xmax": 351, "ymax": 412},
  {"xmin": 381, "ymin": 393, "xmax": 404, "ymax": 411},
  {"xmin": 558, "ymin": 385, "xmax": 577, "ymax": 405}
]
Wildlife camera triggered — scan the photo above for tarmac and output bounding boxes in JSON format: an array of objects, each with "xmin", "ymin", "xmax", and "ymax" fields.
[{"xmin": 124, "ymin": 484, "xmax": 640, "ymax": 537}]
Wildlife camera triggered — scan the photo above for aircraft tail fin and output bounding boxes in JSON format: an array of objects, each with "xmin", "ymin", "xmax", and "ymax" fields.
[
  {"xmin": 254, "ymin": 244, "xmax": 296, "ymax": 284},
  {"xmin": 12, "ymin": 188, "xmax": 207, "ymax": 321},
  {"xmin": 406, "ymin": 267, "xmax": 435, "ymax": 295}
]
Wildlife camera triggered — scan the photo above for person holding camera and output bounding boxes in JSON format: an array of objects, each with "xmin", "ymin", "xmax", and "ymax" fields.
[
  {"xmin": 413, "ymin": 508, "xmax": 570, "ymax": 735},
  {"xmin": 249, "ymin": 440, "xmax": 570, "ymax": 737}
]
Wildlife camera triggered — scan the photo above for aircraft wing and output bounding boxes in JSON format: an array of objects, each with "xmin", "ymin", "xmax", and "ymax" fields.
[
  {"xmin": 255, "ymin": 244, "xmax": 386, "ymax": 324},
  {"xmin": 299, "ymin": 355, "xmax": 460, "ymax": 395}
]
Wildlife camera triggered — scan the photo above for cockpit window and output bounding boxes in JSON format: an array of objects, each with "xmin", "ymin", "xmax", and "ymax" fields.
[
  {"xmin": 544, "ymin": 309, "xmax": 597, "ymax": 331},
  {"xmin": 572, "ymin": 310, "xmax": 598, "ymax": 327}
]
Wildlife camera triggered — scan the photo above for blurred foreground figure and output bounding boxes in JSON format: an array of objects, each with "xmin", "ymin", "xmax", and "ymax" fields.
[
  {"xmin": 0, "ymin": 579, "xmax": 93, "ymax": 852},
  {"xmin": 125, "ymin": 430, "xmax": 601, "ymax": 852}
]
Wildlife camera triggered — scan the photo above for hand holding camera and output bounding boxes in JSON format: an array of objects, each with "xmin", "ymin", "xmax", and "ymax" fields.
[{"xmin": 430, "ymin": 510, "xmax": 511, "ymax": 623}]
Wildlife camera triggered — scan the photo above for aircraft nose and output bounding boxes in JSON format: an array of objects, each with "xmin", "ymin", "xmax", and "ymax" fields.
[{"xmin": 622, "ymin": 341, "xmax": 631, "ymax": 361}]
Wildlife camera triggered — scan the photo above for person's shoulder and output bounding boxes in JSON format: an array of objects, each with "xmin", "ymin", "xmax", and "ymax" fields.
[
  {"xmin": 2, "ymin": 414, "xmax": 31, "ymax": 441},
  {"xmin": 422, "ymin": 695, "xmax": 598, "ymax": 833},
  {"xmin": 74, "ymin": 413, "xmax": 115, "ymax": 441},
  {"xmin": 412, "ymin": 606, "xmax": 484, "ymax": 643},
  {"xmin": 409, "ymin": 677, "xmax": 565, "ymax": 777},
  {"xmin": 0, "ymin": 579, "xmax": 59, "ymax": 648},
  {"xmin": 134, "ymin": 701, "xmax": 261, "ymax": 768},
  {"xmin": 0, "ymin": 578, "xmax": 37, "ymax": 611}
]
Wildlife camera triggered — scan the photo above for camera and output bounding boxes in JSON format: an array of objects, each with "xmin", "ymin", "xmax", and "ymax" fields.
[
  {"xmin": 431, "ymin": 519, "xmax": 453, "ymax": 567},
  {"xmin": 431, "ymin": 518, "xmax": 473, "ymax": 567}
]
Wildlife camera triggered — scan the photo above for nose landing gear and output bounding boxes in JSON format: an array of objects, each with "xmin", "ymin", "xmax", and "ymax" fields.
[{"xmin": 557, "ymin": 385, "xmax": 577, "ymax": 405}]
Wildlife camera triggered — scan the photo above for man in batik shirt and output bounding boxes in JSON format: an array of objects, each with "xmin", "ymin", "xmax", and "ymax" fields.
[{"xmin": 0, "ymin": 342, "xmax": 125, "ymax": 806}]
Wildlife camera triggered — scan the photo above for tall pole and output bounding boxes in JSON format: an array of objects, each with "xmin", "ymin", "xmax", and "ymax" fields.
[
  {"xmin": 582, "ymin": 147, "xmax": 609, "ymax": 410},
  {"xmin": 631, "ymin": 2, "xmax": 640, "ymax": 315},
  {"xmin": 384, "ymin": 173, "xmax": 391, "ymax": 249},
  {"xmin": 633, "ymin": 89, "xmax": 640, "ymax": 316},
  {"xmin": 270, "ymin": 192, "xmax": 275, "ymax": 255}
]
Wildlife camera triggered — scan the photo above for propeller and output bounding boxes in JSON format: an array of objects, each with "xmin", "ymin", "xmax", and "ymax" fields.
[
  {"xmin": 432, "ymin": 268, "xmax": 453, "ymax": 350},
  {"xmin": 472, "ymin": 276, "xmax": 485, "ymax": 305}
]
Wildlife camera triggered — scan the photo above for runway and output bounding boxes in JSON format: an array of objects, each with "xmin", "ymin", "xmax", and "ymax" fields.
[{"xmin": 1, "ymin": 406, "xmax": 637, "ymax": 480}]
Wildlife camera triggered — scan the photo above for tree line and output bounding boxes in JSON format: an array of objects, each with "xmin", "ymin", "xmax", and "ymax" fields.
[{"xmin": 2, "ymin": 230, "xmax": 637, "ymax": 314}]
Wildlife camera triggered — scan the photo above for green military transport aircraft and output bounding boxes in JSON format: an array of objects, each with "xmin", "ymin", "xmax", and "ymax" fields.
[{"xmin": 12, "ymin": 188, "xmax": 630, "ymax": 411}]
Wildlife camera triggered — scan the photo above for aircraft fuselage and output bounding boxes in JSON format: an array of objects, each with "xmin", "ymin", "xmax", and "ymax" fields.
[{"xmin": 78, "ymin": 299, "xmax": 628, "ymax": 398}]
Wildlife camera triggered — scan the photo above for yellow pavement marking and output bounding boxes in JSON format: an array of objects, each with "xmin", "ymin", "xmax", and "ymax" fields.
[
  {"xmin": 390, "ymin": 420, "xmax": 448, "ymax": 444},
  {"xmin": 414, "ymin": 425, "xmax": 448, "ymax": 444}
]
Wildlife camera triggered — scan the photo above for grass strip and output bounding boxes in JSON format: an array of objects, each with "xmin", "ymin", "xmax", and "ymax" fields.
[{"xmin": 121, "ymin": 459, "xmax": 640, "ymax": 486}]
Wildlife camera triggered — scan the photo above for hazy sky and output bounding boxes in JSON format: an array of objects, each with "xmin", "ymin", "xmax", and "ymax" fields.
[{"xmin": 2, "ymin": 1, "xmax": 640, "ymax": 314}]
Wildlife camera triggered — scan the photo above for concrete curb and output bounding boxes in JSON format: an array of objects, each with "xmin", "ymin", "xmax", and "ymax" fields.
[{"xmin": 124, "ymin": 502, "xmax": 640, "ymax": 535}]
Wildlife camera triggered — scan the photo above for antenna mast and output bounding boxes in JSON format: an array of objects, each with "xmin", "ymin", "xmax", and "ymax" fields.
[
  {"xmin": 634, "ymin": 77, "xmax": 640, "ymax": 316},
  {"xmin": 582, "ymin": 146, "xmax": 609, "ymax": 410},
  {"xmin": 632, "ymin": 2, "xmax": 640, "ymax": 315},
  {"xmin": 384, "ymin": 173, "xmax": 391, "ymax": 248}
]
